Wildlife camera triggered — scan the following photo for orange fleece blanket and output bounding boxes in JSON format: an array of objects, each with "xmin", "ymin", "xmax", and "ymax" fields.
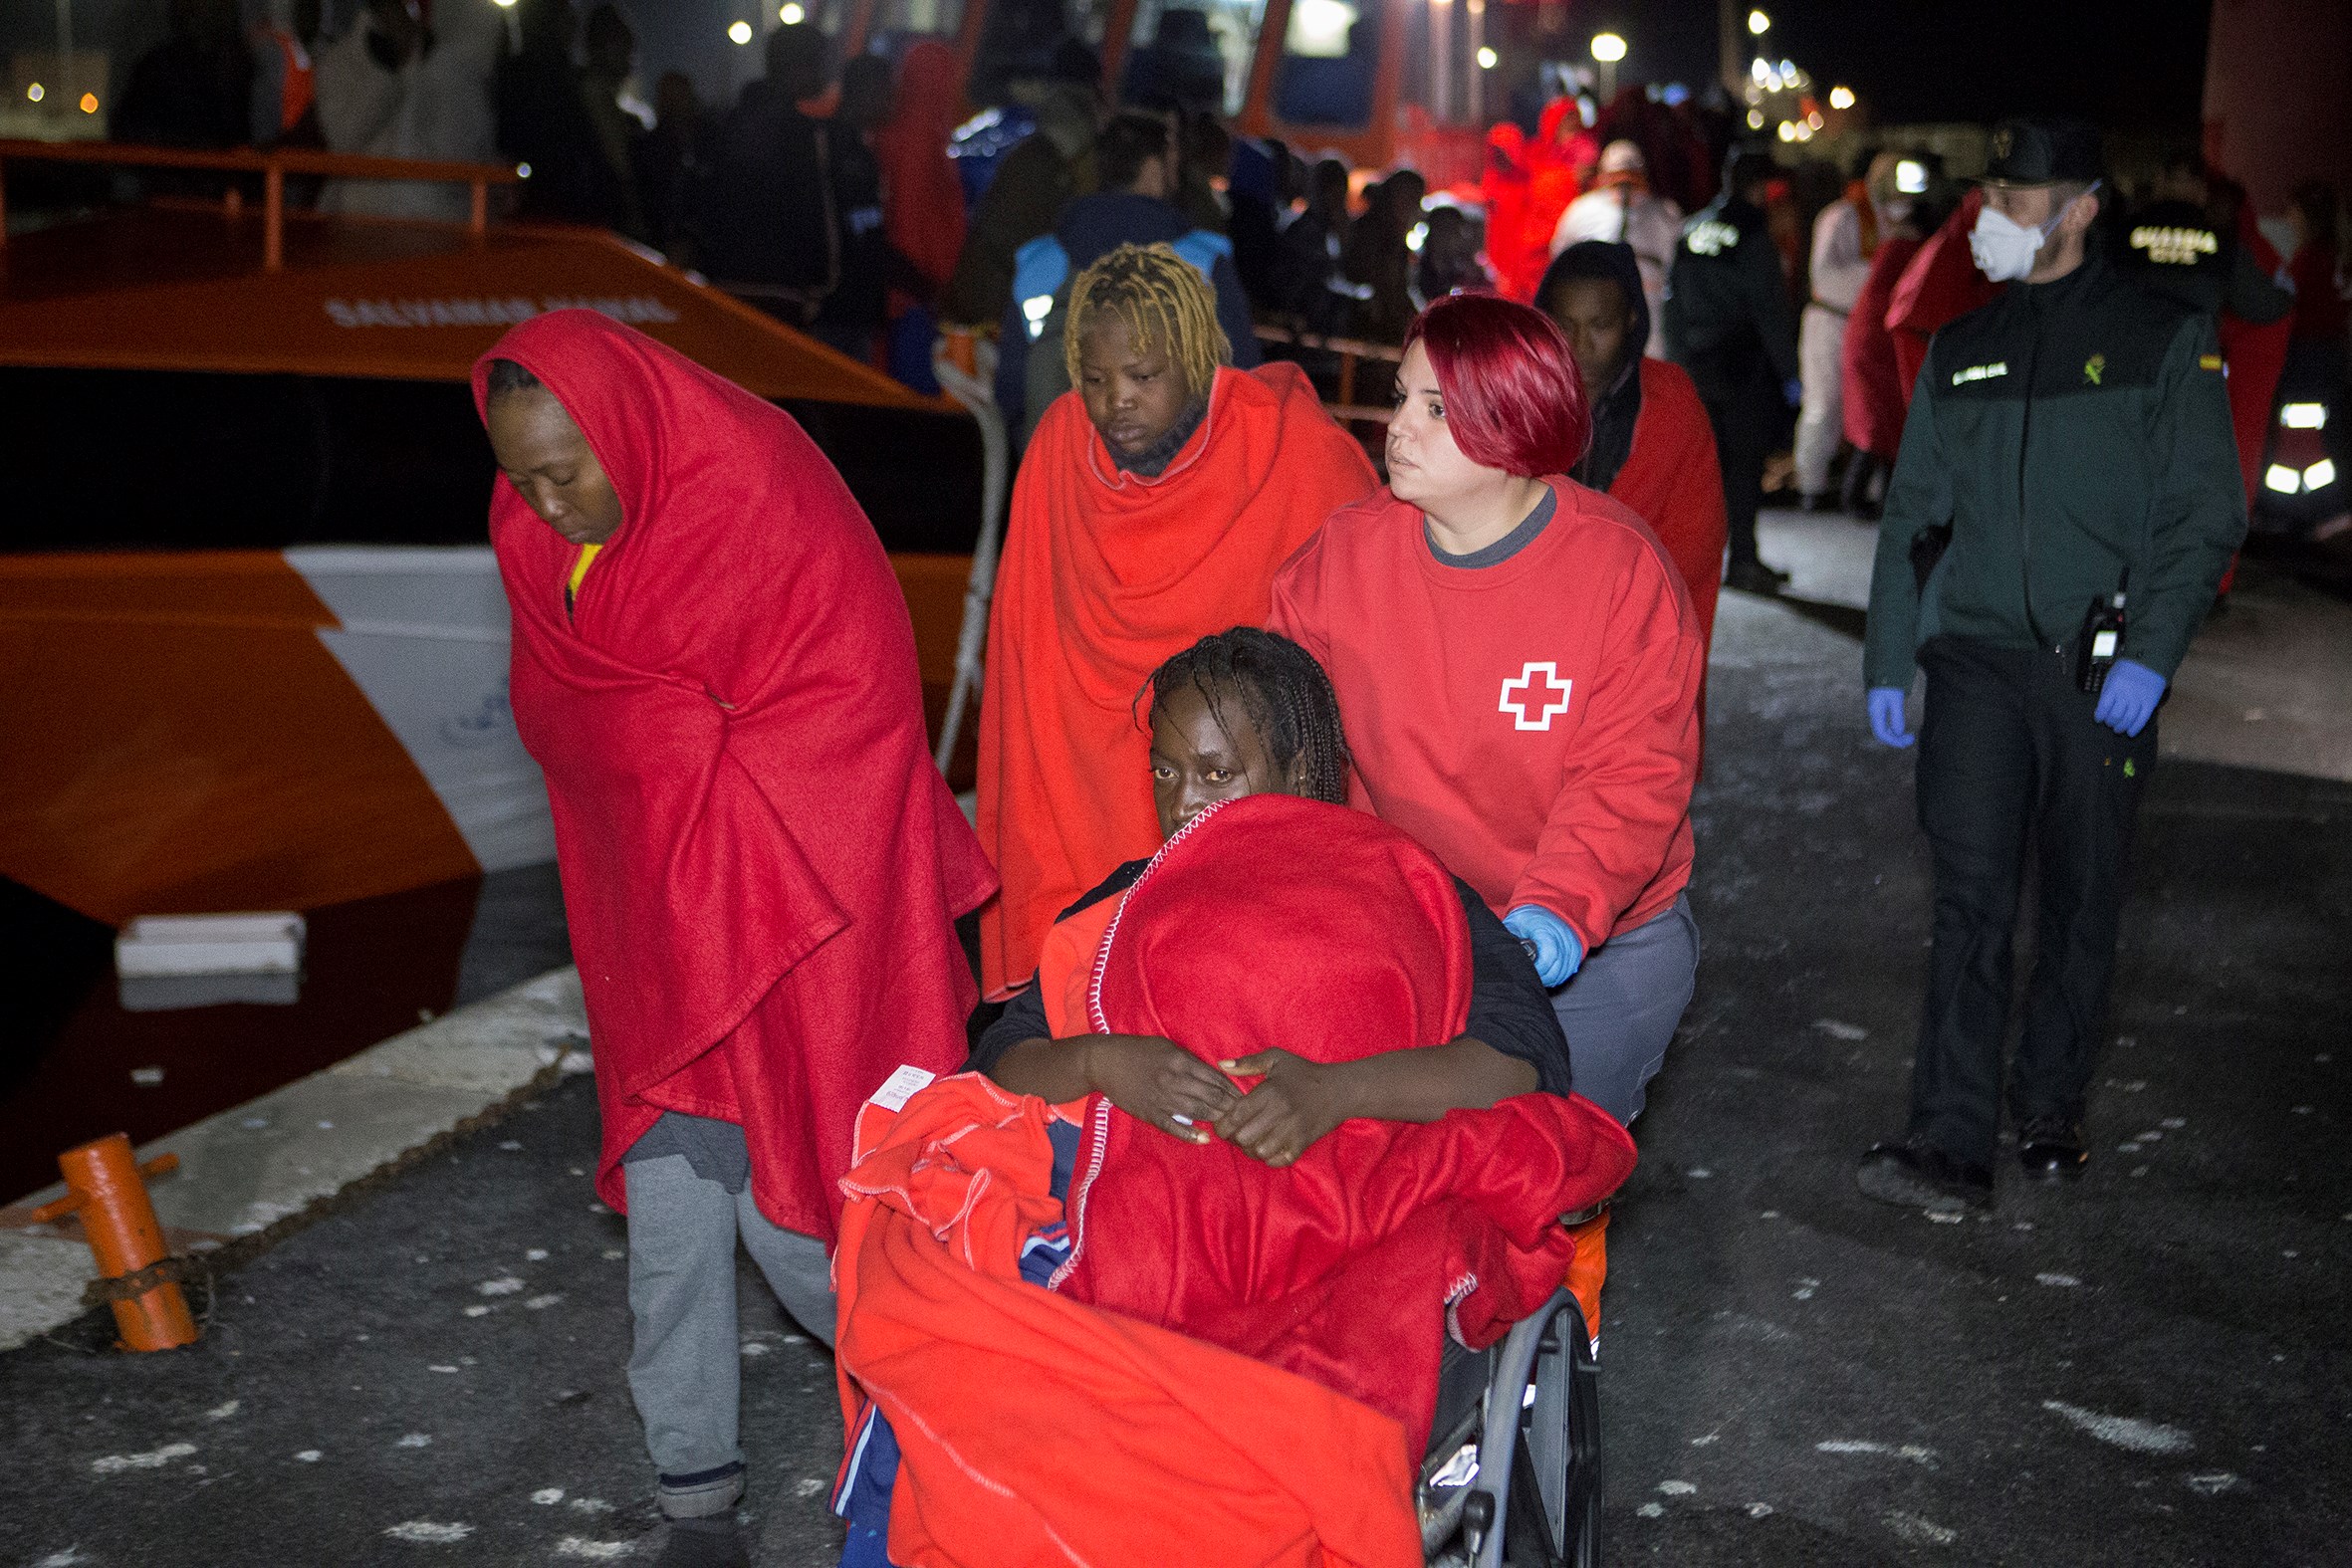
[
  {"xmin": 976, "ymin": 361, "xmax": 1377, "ymax": 998},
  {"xmin": 832, "ymin": 1075, "xmax": 1424, "ymax": 1568}
]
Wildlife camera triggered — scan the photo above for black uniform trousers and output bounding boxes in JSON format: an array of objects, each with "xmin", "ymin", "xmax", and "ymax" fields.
[
  {"xmin": 1907, "ymin": 634, "xmax": 2156, "ymax": 1169},
  {"xmin": 1699, "ymin": 372, "xmax": 1784, "ymax": 572}
]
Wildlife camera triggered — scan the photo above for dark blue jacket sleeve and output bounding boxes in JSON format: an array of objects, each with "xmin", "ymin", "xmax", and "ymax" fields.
[
  {"xmin": 1213, "ymin": 255, "xmax": 1263, "ymax": 368},
  {"xmin": 996, "ymin": 294, "xmax": 1031, "ymax": 429}
]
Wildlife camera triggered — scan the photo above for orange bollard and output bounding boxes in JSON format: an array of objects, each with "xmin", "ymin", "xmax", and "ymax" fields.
[
  {"xmin": 30, "ymin": 1134, "xmax": 198, "ymax": 1351},
  {"xmin": 1563, "ymin": 1209, "xmax": 1608, "ymax": 1353}
]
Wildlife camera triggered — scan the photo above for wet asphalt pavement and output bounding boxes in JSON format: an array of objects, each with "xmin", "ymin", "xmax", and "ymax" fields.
[
  {"xmin": 0, "ymin": 1073, "xmax": 844, "ymax": 1568},
  {"xmin": 4, "ymin": 585, "xmax": 2346, "ymax": 1567},
  {"xmin": 1601, "ymin": 589, "xmax": 2349, "ymax": 1565}
]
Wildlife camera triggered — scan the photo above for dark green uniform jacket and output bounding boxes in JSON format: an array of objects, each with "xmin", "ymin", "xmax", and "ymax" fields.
[
  {"xmin": 1663, "ymin": 194, "xmax": 1800, "ymax": 406},
  {"xmin": 1864, "ymin": 255, "xmax": 2245, "ymax": 690},
  {"xmin": 2115, "ymin": 199, "xmax": 2293, "ymax": 325}
]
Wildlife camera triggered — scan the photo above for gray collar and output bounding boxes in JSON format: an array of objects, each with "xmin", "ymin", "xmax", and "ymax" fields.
[{"xmin": 1426, "ymin": 487, "xmax": 1557, "ymax": 568}]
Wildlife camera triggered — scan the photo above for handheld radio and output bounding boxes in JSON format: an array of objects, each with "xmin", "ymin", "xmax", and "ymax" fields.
[{"xmin": 2076, "ymin": 571, "xmax": 2127, "ymax": 696}]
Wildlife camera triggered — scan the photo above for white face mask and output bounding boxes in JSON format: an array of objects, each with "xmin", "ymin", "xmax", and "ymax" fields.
[{"xmin": 1969, "ymin": 182, "xmax": 2098, "ymax": 282}]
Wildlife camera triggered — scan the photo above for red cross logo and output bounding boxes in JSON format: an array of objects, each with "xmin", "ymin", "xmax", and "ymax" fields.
[{"xmin": 1499, "ymin": 662, "xmax": 1572, "ymax": 731}]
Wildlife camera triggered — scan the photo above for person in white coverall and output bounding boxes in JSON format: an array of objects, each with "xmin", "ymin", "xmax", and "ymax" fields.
[
  {"xmin": 315, "ymin": 0, "xmax": 502, "ymax": 222},
  {"xmin": 1793, "ymin": 151, "xmax": 1901, "ymax": 508},
  {"xmin": 1552, "ymin": 140, "xmax": 1682, "ymax": 358}
]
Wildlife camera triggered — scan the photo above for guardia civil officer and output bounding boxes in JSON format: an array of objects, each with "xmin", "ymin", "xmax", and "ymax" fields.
[
  {"xmin": 1856, "ymin": 119, "xmax": 2245, "ymax": 1214},
  {"xmin": 2115, "ymin": 151, "xmax": 2293, "ymax": 326},
  {"xmin": 1666, "ymin": 145, "xmax": 1801, "ymax": 596}
]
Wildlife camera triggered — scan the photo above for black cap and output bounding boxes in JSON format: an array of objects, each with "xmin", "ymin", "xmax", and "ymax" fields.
[
  {"xmin": 1983, "ymin": 117, "xmax": 2103, "ymax": 185},
  {"xmin": 1723, "ymin": 143, "xmax": 1779, "ymax": 195}
]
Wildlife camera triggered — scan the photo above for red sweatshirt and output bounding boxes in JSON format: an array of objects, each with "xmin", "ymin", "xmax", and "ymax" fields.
[{"xmin": 1272, "ymin": 478, "xmax": 1702, "ymax": 954}]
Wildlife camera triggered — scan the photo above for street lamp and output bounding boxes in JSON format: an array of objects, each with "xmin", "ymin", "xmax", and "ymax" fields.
[
  {"xmin": 728, "ymin": 19, "xmax": 753, "ymax": 43},
  {"xmin": 1748, "ymin": 8, "xmax": 1770, "ymax": 35},
  {"xmin": 1828, "ymin": 85, "xmax": 1855, "ymax": 110},
  {"xmin": 1590, "ymin": 32, "xmax": 1625, "ymax": 100}
]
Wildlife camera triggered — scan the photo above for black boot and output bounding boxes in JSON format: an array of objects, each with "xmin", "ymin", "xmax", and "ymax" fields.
[
  {"xmin": 1856, "ymin": 1137, "xmax": 1994, "ymax": 1213},
  {"xmin": 1725, "ymin": 558, "xmax": 1790, "ymax": 596},
  {"xmin": 1841, "ymin": 453, "xmax": 1883, "ymax": 519},
  {"xmin": 2016, "ymin": 1117, "xmax": 2088, "ymax": 1183}
]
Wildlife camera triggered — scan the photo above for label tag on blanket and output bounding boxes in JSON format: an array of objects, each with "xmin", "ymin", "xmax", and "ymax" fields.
[{"xmin": 868, "ymin": 1064, "xmax": 937, "ymax": 1113}]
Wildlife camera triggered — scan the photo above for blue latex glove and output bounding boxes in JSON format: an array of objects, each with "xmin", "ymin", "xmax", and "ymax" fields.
[
  {"xmin": 1867, "ymin": 686, "xmax": 1915, "ymax": 748},
  {"xmin": 1504, "ymin": 905, "xmax": 1583, "ymax": 988},
  {"xmin": 2092, "ymin": 658, "xmax": 2166, "ymax": 738},
  {"xmin": 1783, "ymin": 377, "xmax": 1804, "ymax": 409}
]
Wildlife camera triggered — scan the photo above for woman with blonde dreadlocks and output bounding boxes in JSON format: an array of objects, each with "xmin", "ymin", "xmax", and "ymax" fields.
[{"xmin": 978, "ymin": 242, "xmax": 1377, "ymax": 999}]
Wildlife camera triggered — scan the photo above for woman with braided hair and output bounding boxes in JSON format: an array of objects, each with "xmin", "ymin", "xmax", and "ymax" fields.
[
  {"xmin": 978, "ymin": 243, "xmax": 1378, "ymax": 1000},
  {"xmin": 971, "ymin": 626, "xmax": 1569, "ymax": 1160}
]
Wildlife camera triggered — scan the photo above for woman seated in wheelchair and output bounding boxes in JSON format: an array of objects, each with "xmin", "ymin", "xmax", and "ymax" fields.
[
  {"xmin": 829, "ymin": 629, "xmax": 1634, "ymax": 1568},
  {"xmin": 973, "ymin": 625, "xmax": 1572, "ymax": 1162}
]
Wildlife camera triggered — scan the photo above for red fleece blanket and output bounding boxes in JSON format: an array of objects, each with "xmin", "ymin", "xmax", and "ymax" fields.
[
  {"xmin": 2220, "ymin": 208, "xmax": 2292, "ymax": 511},
  {"xmin": 1051, "ymin": 795, "xmax": 1636, "ymax": 1455},
  {"xmin": 1842, "ymin": 233, "xmax": 1926, "ymax": 461},
  {"xmin": 975, "ymin": 361, "xmax": 1376, "ymax": 999},
  {"xmin": 833, "ymin": 1077, "xmax": 1423, "ymax": 1568},
  {"xmin": 475, "ymin": 311, "xmax": 996, "ymax": 1241},
  {"xmin": 1611, "ymin": 357, "xmax": 1729, "ymax": 654},
  {"xmin": 1890, "ymin": 191, "xmax": 2000, "ymax": 409}
]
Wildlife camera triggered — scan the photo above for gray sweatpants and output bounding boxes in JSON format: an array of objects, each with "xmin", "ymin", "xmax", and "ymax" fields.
[
  {"xmin": 623, "ymin": 1152, "xmax": 835, "ymax": 1517},
  {"xmin": 1549, "ymin": 893, "xmax": 1700, "ymax": 1125}
]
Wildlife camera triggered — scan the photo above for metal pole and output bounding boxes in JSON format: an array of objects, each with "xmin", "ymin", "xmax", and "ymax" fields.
[
  {"xmin": 57, "ymin": 0, "xmax": 75, "ymax": 106},
  {"xmin": 842, "ymin": 0, "xmax": 878, "ymax": 59},
  {"xmin": 1430, "ymin": 0, "xmax": 1453, "ymax": 126},
  {"xmin": 264, "ymin": 162, "xmax": 283, "ymax": 270},
  {"xmin": 1099, "ymin": 0, "xmax": 1140, "ymax": 103},
  {"xmin": 1240, "ymin": 0, "xmax": 1294, "ymax": 136},
  {"xmin": 928, "ymin": 350, "xmax": 1009, "ymax": 779},
  {"xmin": 1719, "ymin": 0, "xmax": 1743, "ymax": 100},
  {"xmin": 1466, "ymin": 0, "xmax": 1485, "ymax": 125}
]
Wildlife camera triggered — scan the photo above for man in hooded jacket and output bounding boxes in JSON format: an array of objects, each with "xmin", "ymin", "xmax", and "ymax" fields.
[{"xmin": 1540, "ymin": 240, "xmax": 1728, "ymax": 658}]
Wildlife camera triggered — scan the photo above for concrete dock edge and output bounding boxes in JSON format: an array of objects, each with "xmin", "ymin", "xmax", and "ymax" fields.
[{"xmin": 0, "ymin": 966, "xmax": 589, "ymax": 1352}]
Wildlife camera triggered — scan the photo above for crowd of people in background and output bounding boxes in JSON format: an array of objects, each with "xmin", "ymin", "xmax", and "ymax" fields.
[{"xmin": 110, "ymin": 2, "xmax": 2351, "ymax": 552}]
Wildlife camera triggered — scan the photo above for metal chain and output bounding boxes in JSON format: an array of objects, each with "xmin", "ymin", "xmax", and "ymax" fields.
[{"xmin": 80, "ymin": 1253, "xmax": 210, "ymax": 1308}]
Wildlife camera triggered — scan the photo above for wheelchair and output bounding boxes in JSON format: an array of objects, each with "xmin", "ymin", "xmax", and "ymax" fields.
[{"xmin": 1417, "ymin": 1285, "xmax": 1603, "ymax": 1567}]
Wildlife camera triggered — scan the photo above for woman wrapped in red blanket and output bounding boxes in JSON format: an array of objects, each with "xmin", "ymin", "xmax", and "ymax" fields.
[
  {"xmin": 474, "ymin": 312, "xmax": 994, "ymax": 1548},
  {"xmin": 828, "ymin": 629, "xmax": 1633, "ymax": 1567}
]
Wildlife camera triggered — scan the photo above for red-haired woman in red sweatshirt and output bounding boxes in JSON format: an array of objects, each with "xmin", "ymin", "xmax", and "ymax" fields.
[{"xmin": 1273, "ymin": 293, "xmax": 1704, "ymax": 1126}]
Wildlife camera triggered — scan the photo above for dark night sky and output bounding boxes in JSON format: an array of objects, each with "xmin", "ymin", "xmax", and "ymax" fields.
[{"xmin": 1581, "ymin": 0, "xmax": 2216, "ymax": 132}]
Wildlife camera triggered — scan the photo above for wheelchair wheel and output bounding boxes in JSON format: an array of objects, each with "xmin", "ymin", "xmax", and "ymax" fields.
[
  {"xmin": 1428, "ymin": 1290, "xmax": 1602, "ymax": 1568},
  {"xmin": 1505, "ymin": 1293, "xmax": 1601, "ymax": 1568}
]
